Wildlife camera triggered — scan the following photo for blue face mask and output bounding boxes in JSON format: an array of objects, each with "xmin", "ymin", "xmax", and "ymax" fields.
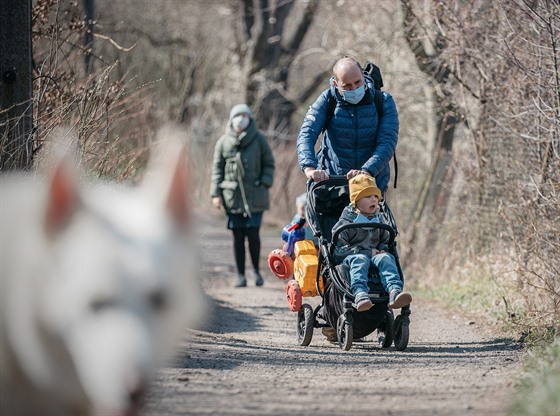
[
  {"xmin": 354, "ymin": 213, "xmax": 380, "ymax": 224},
  {"xmin": 341, "ymin": 84, "xmax": 366, "ymax": 104}
]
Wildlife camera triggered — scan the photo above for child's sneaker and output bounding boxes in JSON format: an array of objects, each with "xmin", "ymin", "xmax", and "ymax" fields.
[
  {"xmin": 354, "ymin": 291, "xmax": 373, "ymax": 312},
  {"xmin": 389, "ymin": 288, "xmax": 412, "ymax": 309}
]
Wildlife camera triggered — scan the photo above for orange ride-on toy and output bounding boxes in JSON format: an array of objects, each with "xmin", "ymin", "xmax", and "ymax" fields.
[
  {"xmin": 268, "ymin": 218, "xmax": 323, "ymax": 346},
  {"xmin": 267, "ymin": 218, "xmax": 306, "ymax": 281}
]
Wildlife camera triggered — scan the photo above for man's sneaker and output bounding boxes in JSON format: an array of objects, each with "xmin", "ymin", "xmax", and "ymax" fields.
[
  {"xmin": 389, "ymin": 288, "xmax": 412, "ymax": 309},
  {"xmin": 321, "ymin": 327, "xmax": 337, "ymax": 342},
  {"xmin": 355, "ymin": 291, "xmax": 373, "ymax": 312},
  {"xmin": 254, "ymin": 270, "xmax": 264, "ymax": 287},
  {"xmin": 234, "ymin": 274, "xmax": 247, "ymax": 288}
]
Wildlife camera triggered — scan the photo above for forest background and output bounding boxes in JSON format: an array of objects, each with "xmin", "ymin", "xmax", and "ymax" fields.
[{"xmin": 3, "ymin": 0, "xmax": 559, "ymax": 413}]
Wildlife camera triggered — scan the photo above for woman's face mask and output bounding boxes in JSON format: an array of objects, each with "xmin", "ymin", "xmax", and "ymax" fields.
[
  {"xmin": 341, "ymin": 84, "xmax": 366, "ymax": 104},
  {"xmin": 232, "ymin": 114, "xmax": 250, "ymax": 132}
]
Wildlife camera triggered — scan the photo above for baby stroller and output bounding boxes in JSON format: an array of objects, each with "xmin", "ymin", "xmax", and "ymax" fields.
[{"xmin": 297, "ymin": 176, "xmax": 410, "ymax": 351}]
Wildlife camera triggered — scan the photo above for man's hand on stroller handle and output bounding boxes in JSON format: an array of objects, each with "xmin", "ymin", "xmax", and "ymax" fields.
[
  {"xmin": 304, "ymin": 167, "xmax": 329, "ymax": 182},
  {"xmin": 304, "ymin": 168, "xmax": 372, "ymax": 182}
]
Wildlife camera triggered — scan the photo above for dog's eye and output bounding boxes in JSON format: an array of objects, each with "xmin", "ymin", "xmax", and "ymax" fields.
[
  {"xmin": 148, "ymin": 290, "xmax": 168, "ymax": 312},
  {"xmin": 90, "ymin": 298, "xmax": 116, "ymax": 312}
]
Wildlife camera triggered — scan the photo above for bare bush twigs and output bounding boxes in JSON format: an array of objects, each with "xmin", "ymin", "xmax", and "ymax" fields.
[{"xmin": 31, "ymin": 0, "xmax": 157, "ymax": 180}]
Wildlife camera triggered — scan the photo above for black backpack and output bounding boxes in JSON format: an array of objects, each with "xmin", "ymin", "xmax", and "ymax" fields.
[{"xmin": 322, "ymin": 60, "xmax": 398, "ymax": 189}]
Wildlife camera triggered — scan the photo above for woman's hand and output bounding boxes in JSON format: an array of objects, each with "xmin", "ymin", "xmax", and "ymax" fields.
[{"xmin": 212, "ymin": 196, "xmax": 223, "ymax": 209}]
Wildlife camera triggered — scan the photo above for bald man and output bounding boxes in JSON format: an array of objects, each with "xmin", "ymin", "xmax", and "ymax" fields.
[{"xmin": 296, "ymin": 57, "xmax": 399, "ymax": 194}]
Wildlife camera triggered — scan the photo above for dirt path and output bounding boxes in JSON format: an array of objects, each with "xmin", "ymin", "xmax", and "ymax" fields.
[{"xmin": 142, "ymin": 211, "xmax": 522, "ymax": 416}]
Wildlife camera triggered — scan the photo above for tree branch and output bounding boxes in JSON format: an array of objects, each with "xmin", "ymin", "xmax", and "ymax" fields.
[
  {"xmin": 247, "ymin": 0, "xmax": 271, "ymax": 76},
  {"xmin": 400, "ymin": 0, "xmax": 450, "ymax": 83},
  {"xmin": 241, "ymin": 0, "xmax": 254, "ymax": 42},
  {"xmin": 284, "ymin": 0, "xmax": 318, "ymax": 57},
  {"xmin": 107, "ymin": 27, "xmax": 188, "ymax": 48}
]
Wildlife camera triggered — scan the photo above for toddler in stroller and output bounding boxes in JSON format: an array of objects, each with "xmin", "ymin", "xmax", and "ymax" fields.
[
  {"xmin": 332, "ymin": 174, "xmax": 412, "ymax": 312},
  {"xmin": 295, "ymin": 174, "xmax": 411, "ymax": 351}
]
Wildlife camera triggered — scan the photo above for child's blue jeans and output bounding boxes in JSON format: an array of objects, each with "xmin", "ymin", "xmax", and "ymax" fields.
[{"xmin": 342, "ymin": 252, "xmax": 402, "ymax": 296}]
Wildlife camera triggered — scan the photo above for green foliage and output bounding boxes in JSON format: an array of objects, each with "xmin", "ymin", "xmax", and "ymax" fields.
[{"xmin": 509, "ymin": 338, "xmax": 560, "ymax": 416}]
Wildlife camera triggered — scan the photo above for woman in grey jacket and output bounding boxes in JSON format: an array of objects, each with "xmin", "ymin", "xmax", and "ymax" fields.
[{"xmin": 210, "ymin": 104, "xmax": 275, "ymax": 287}]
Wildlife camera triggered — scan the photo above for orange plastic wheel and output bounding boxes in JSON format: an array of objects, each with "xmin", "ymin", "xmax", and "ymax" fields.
[
  {"xmin": 286, "ymin": 280, "xmax": 303, "ymax": 312},
  {"xmin": 267, "ymin": 249, "xmax": 293, "ymax": 280}
]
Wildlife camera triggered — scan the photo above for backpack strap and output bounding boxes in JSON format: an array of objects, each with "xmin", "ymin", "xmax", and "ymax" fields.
[
  {"xmin": 393, "ymin": 152, "xmax": 398, "ymax": 189},
  {"xmin": 373, "ymin": 89, "xmax": 384, "ymax": 119},
  {"xmin": 373, "ymin": 90, "xmax": 397, "ymax": 189},
  {"xmin": 321, "ymin": 90, "xmax": 337, "ymax": 134},
  {"xmin": 372, "ymin": 90, "xmax": 397, "ymax": 188}
]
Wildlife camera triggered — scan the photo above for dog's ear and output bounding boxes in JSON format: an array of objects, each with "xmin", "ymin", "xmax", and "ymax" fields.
[
  {"xmin": 44, "ymin": 156, "xmax": 81, "ymax": 235},
  {"xmin": 165, "ymin": 146, "xmax": 190, "ymax": 228}
]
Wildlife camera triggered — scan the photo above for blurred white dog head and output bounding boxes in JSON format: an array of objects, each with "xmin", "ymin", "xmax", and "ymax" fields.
[{"xmin": 0, "ymin": 134, "xmax": 204, "ymax": 416}]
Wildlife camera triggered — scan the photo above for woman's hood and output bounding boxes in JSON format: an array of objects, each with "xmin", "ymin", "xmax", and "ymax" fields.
[{"xmin": 339, "ymin": 205, "xmax": 358, "ymax": 221}]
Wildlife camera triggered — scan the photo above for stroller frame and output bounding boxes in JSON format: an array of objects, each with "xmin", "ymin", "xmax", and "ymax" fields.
[{"xmin": 297, "ymin": 176, "xmax": 411, "ymax": 351}]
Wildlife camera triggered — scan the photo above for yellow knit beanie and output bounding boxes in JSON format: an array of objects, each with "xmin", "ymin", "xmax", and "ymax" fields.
[{"xmin": 349, "ymin": 174, "xmax": 382, "ymax": 205}]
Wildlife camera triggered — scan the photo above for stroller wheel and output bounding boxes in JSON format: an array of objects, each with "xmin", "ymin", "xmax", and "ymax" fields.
[
  {"xmin": 377, "ymin": 309, "xmax": 395, "ymax": 348},
  {"xmin": 336, "ymin": 314, "xmax": 353, "ymax": 351},
  {"xmin": 297, "ymin": 304, "xmax": 314, "ymax": 346},
  {"xmin": 394, "ymin": 314, "xmax": 410, "ymax": 351}
]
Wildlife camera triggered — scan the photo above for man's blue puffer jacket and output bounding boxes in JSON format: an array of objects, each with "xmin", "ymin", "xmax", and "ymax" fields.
[{"xmin": 296, "ymin": 76, "xmax": 399, "ymax": 192}]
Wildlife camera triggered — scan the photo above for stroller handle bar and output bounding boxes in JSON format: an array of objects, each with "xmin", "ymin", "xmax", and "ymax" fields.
[
  {"xmin": 306, "ymin": 175, "xmax": 347, "ymax": 183},
  {"xmin": 329, "ymin": 222, "xmax": 396, "ymax": 259},
  {"xmin": 306, "ymin": 175, "xmax": 348, "ymax": 190},
  {"xmin": 323, "ymin": 175, "xmax": 347, "ymax": 180}
]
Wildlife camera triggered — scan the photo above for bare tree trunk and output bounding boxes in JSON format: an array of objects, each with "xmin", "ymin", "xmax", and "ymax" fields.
[
  {"xmin": 83, "ymin": 0, "xmax": 95, "ymax": 75},
  {"xmin": 237, "ymin": 0, "xmax": 320, "ymax": 138},
  {"xmin": 400, "ymin": 0, "xmax": 461, "ymax": 261},
  {"xmin": 0, "ymin": 0, "xmax": 33, "ymax": 170}
]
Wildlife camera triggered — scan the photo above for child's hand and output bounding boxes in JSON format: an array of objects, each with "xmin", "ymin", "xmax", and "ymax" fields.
[{"xmin": 372, "ymin": 249, "xmax": 386, "ymax": 256}]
